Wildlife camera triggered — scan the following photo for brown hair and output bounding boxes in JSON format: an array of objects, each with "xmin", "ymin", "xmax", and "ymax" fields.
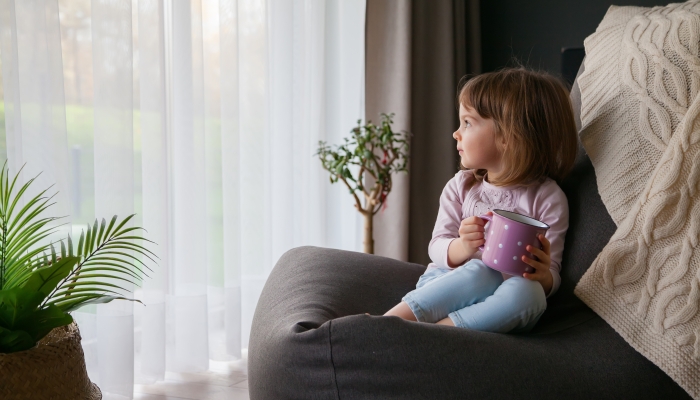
[{"xmin": 457, "ymin": 67, "xmax": 578, "ymax": 186}]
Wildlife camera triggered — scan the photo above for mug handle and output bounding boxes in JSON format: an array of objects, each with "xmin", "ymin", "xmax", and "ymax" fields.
[{"xmin": 476, "ymin": 213, "xmax": 492, "ymax": 252}]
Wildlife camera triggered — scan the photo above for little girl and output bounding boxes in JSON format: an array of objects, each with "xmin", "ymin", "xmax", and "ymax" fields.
[{"xmin": 383, "ymin": 67, "xmax": 578, "ymax": 333}]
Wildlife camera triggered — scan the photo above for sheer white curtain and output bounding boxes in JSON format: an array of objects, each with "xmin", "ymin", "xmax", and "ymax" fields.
[{"xmin": 0, "ymin": 0, "xmax": 365, "ymax": 398}]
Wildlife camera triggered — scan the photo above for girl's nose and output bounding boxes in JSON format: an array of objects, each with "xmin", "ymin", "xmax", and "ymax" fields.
[{"xmin": 452, "ymin": 130, "xmax": 459, "ymax": 140}]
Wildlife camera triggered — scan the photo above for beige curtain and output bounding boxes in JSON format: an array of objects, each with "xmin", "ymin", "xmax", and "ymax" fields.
[{"xmin": 365, "ymin": 0, "xmax": 480, "ymax": 264}]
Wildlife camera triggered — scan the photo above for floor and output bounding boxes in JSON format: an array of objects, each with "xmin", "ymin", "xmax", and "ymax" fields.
[{"xmin": 126, "ymin": 360, "xmax": 249, "ymax": 400}]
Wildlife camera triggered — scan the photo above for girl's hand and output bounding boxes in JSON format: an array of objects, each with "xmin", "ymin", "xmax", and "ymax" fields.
[
  {"xmin": 522, "ymin": 234, "xmax": 553, "ymax": 295},
  {"xmin": 457, "ymin": 212, "xmax": 491, "ymax": 259},
  {"xmin": 448, "ymin": 212, "xmax": 490, "ymax": 267}
]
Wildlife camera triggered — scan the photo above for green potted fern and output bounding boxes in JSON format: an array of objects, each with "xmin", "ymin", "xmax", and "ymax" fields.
[{"xmin": 0, "ymin": 164, "xmax": 155, "ymax": 399}]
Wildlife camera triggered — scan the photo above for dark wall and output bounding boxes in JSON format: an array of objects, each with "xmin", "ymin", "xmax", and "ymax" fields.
[{"xmin": 480, "ymin": 0, "xmax": 669, "ymax": 75}]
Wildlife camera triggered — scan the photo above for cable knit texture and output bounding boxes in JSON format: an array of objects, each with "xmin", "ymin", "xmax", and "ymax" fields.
[{"xmin": 575, "ymin": 2, "xmax": 700, "ymax": 398}]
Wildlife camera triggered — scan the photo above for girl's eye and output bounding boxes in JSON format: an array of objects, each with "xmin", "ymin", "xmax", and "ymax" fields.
[{"xmin": 464, "ymin": 120, "xmax": 471, "ymax": 127}]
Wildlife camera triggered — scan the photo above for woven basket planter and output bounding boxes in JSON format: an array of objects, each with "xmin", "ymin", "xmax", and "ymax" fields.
[{"xmin": 0, "ymin": 322, "xmax": 101, "ymax": 400}]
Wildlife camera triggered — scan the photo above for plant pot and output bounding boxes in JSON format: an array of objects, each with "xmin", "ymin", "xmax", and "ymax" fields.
[{"xmin": 0, "ymin": 322, "xmax": 101, "ymax": 400}]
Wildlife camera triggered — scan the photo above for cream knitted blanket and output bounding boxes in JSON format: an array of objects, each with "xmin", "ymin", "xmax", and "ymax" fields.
[{"xmin": 575, "ymin": 2, "xmax": 700, "ymax": 398}]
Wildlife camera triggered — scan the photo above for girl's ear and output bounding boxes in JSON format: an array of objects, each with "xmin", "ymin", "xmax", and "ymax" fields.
[
  {"xmin": 493, "ymin": 121, "xmax": 507, "ymax": 149},
  {"xmin": 496, "ymin": 131, "xmax": 507, "ymax": 150}
]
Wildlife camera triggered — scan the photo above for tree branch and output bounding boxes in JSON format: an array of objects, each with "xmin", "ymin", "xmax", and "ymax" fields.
[
  {"xmin": 338, "ymin": 174, "xmax": 365, "ymax": 214},
  {"xmin": 362, "ymin": 137, "xmax": 379, "ymax": 182},
  {"xmin": 357, "ymin": 164, "xmax": 370, "ymax": 198},
  {"xmin": 366, "ymin": 186, "xmax": 377, "ymax": 210},
  {"xmin": 362, "ymin": 160, "xmax": 378, "ymax": 180},
  {"xmin": 372, "ymin": 182, "xmax": 384, "ymax": 215},
  {"xmin": 387, "ymin": 151, "xmax": 398, "ymax": 168}
]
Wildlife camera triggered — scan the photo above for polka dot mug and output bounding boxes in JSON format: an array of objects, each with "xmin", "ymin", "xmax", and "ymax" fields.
[{"xmin": 477, "ymin": 209, "xmax": 550, "ymax": 276}]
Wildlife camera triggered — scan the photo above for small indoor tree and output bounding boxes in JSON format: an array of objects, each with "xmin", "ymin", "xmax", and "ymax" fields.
[{"xmin": 316, "ymin": 113, "xmax": 410, "ymax": 254}]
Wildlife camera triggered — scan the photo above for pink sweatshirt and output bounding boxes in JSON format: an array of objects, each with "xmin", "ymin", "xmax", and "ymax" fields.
[{"xmin": 427, "ymin": 170, "xmax": 569, "ymax": 298}]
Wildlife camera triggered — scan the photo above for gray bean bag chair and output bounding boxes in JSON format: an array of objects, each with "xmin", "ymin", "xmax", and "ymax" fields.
[{"xmin": 248, "ymin": 68, "xmax": 692, "ymax": 399}]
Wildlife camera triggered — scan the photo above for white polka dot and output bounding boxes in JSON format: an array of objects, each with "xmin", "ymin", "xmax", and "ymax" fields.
[
  {"xmin": 494, "ymin": 259, "xmax": 498, "ymax": 264},
  {"xmin": 513, "ymin": 256, "xmax": 517, "ymax": 260},
  {"xmin": 505, "ymin": 225, "xmax": 508, "ymax": 230},
  {"xmin": 491, "ymin": 230, "xmax": 494, "ymax": 234},
  {"xmin": 498, "ymin": 243, "xmax": 503, "ymax": 248},
  {"xmin": 487, "ymin": 246, "xmax": 490, "ymax": 251},
  {"xmin": 517, "ymin": 241, "xmax": 522, "ymax": 246}
]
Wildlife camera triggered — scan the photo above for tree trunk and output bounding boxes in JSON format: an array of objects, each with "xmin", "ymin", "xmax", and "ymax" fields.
[{"xmin": 363, "ymin": 212, "xmax": 374, "ymax": 254}]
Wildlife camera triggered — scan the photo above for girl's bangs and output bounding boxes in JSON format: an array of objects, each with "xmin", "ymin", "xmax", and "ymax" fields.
[{"xmin": 459, "ymin": 75, "xmax": 499, "ymax": 120}]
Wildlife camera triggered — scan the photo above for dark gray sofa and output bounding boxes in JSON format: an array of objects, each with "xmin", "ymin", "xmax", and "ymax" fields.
[{"xmin": 248, "ymin": 69, "xmax": 693, "ymax": 399}]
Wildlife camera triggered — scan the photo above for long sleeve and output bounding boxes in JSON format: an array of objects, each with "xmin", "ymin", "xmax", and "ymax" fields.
[
  {"xmin": 532, "ymin": 181, "xmax": 569, "ymax": 298},
  {"xmin": 428, "ymin": 172, "xmax": 471, "ymax": 268}
]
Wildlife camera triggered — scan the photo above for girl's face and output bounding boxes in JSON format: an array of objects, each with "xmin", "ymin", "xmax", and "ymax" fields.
[{"xmin": 453, "ymin": 103, "xmax": 504, "ymax": 179}]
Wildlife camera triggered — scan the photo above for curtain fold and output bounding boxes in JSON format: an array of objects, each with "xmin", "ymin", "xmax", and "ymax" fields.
[
  {"xmin": 236, "ymin": 0, "xmax": 271, "ymax": 349},
  {"xmin": 0, "ymin": 0, "xmax": 71, "ymax": 229},
  {"xmin": 365, "ymin": 0, "xmax": 480, "ymax": 264},
  {"xmin": 139, "ymin": 0, "xmax": 169, "ymax": 382},
  {"xmin": 91, "ymin": 0, "xmax": 136, "ymax": 394},
  {"xmin": 365, "ymin": 0, "xmax": 411, "ymax": 261},
  {"xmin": 218, "ymin": 0, "xmax": 242, "ymax": 360},
  {"xmin": 0, "ymin": 0, "xmax": 366, "ymax": 397}
]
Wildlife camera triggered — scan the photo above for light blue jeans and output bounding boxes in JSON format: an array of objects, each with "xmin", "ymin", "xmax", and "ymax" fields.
[{"xmin": 402, "ymin": 259, "xmax": 547, "ymax": 333}]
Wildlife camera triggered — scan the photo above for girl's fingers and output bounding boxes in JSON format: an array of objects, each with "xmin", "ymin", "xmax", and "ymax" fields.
[
  {"xmin": 526, "ymin": 243, "xmax": 551, "ymax": 263},
  {"xmin": 522, "ymin": 256, "xmax": 545, "ymax": 281},
  {"xmin": 463, "ymin": 232, "xmax": 484, "ymax": 240},
  {"xmin": 522, "ymin": 271, "xmax": 541, "ymax": 280},
  {"xmin": 521, "ymin": 254, "xmax": 546, "ymax": 274},
  {"xmin": 521, "ymin": 254, "xmax": 539, "ymax": 267},
  {"xmin": 461, "ymin": 223, "xmax": 485, "ymax": 232},
  {"xmin": 522, "ymin": 242, "xmax": 550, "ymax": 280},
  {"xmin": 459, "ymin": 226, "xmax": 485, "ymax": 236},
  {"xmin": 527, "ymin": 247, "xmax": 544, "ymax": 260},
  {"xmin": 462, "ymin": 216, "xmax": 486, "ymax": 226},
  {"xmin": 538, "ymin": 234, "xmax": 551, "ymax": 254},
  {"xmin": 467, "ymin": 239, "xmax": 485, "ymax": 248}
]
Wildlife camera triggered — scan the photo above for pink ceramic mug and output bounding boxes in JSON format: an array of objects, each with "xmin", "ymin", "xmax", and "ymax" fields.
[{"xmin": 477, "ymin": 209, "xmax": 550, "ymax": 276}]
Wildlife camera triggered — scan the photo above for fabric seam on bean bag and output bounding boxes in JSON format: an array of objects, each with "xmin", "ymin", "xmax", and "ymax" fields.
[{"xmin": 328, "ymin": 319, "xmax": 340, "ymax": 399}]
